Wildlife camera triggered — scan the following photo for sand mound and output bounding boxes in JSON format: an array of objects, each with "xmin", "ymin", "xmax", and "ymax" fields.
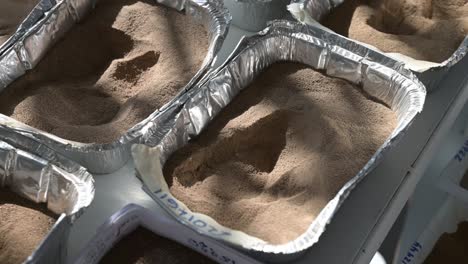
[
  {"xmin": 0, "ymin": 190, "xmax": 56, "ymax": 264},
  {"xmin": 164, "ymin": 63, "xmax": 398, "ymax": 244},
  {"xmin": 100, "ymin": 227, "xmax": 214, "ymax": 264},
  {"xmin": 0, "ymin": 0, "xmax": 208, "ymax": 143},
  {"xmin": 323, "ymin": 0, "xmax": 468, "ymax": 63},
  {"xmin": 0, "ymin": 0, "xmax": 38, "ymax": 46}
]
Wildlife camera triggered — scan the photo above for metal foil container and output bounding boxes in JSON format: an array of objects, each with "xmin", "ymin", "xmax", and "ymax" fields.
[
  {"xmin": 132, "ymin": 20, "xmax": 426, "ymax": 259},
  {"xmin": 288, "ymin": 0, "xmax": 468, "ymax": 74},
  {"xmin": 0, "ymin": 0, "xmax": 231, "ymax": 174},
  {"xmin": 288, "ymin": 0, "xmax": 343, "ymax": 23},
  {"xmin": 0, "ymin": 0, "xmax": 54, "ymax": 56},
  {"xmin": 0, "ymin": 128, "xmax": 94, "ymax": 263},
  {"xmin": 74, "ymin": 203, "xmax": 262, "ymax": 264},
  {"xmin": 0, "ymin": 0, "xmax": 92, "ymax": 88}
]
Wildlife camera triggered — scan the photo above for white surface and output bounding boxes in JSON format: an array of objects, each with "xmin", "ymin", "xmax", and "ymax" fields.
[
  {"xmin": 370, "ymin": 252, "xmax": 387, "ymax": 264},
  {"xmin": 397, "ymin": 103, "xmax": 468, "ymax": 264},
  {"xmin": 64, "ymin": 25, "xmax": 468, "ymax": 264}
]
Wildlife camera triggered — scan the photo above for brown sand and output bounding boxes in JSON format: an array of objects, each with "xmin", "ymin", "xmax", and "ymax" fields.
[
  {"xmin": 0, "ymin": 190, "xmax": 56, "ymax": 264},
  {"xmin": 100, "ymin": 227, "xmax": 214, "ymax": 264},
  {"xmin": 424, "ymin": 221, "xmax": 468, "ymax": 263},
  {"xmin": 164, "ymin": 63, "xmax": 398, "ymax": 244},
  {"xmin": 0, "ymin": 0, "xmax": 208, "ymax": 143},
  {"xmin": 322, "ymin": 0, "xmax": 468, "ymax": 63},
  {"xmin": 0, "ymin": 0, "xmax": 38, "ymax": 46}
]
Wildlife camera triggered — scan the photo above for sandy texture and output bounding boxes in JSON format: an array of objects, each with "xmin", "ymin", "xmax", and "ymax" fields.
[
  {"xmin": 0, "ymin": 190, "xmax": 56, "ymax": 264},
  {"xmin": 323, "ymin": 0, "xmax": 468, "ymax": 63},
  {"xmin": 0, "ymin": 0, "xmax": 208, "ymax": 143},
  {"xmin": 164, "ymin": 63, "xmax": 398, "ymax": 244},
  {"xmin": 424, "ymin": 221, "xmax": 468, "ymax": 263},
  {"xmin": 0, "ymin": 0, "xmax": 38, "ymax": 46},
  {"xmin": 100, "ymin": 227, "xmax": 214, "ymax": 264}
]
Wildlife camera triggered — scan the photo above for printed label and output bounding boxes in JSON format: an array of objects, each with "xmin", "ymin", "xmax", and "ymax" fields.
[
  {"xmin": 401, "ymin": 241, "xmax": 422, "ymax": 264},
  {"xmin": 188, "ymin": 238, "xmax": 237, "ymax": 264},
  {"xmin": 153, "ymin": 188, "xmax": 232, "ymax": 237},
  {"xmin": 454, "ymin": 139, "xmax": 468, "ymax": 162}
]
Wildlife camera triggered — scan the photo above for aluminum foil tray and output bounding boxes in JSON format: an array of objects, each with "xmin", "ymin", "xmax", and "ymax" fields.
[
  {"xmin": 0, "ymin": 0, "xmax": 53, "ymax": 57},
  {"xmin": 288, "ymin": 0, "xmax": 468, "ymax": 78},
  {"xmin": 0, "ymin": 128, "xmax": 94, "ymax": 263},
  {"xmin": 0, "ymin": 0, "xmax": 231, "ymax": 174},
  {"xmin": 0, "ymin": 1, "xmax": 442, "ymax": 263},
  {"xmin": 0, "ymin": 0, "xmax": 93, "ymax": 88},
  {"xmin": 132, "ymin": 20, "xmax": 426, "ymax": 260}
]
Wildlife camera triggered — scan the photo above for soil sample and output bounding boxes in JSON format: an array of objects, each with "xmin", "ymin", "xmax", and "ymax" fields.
[
  {"xmin": 0, "ymin": 0, "xmax": 208, "ymax": 143},
  {"xmin": 0, "ymin": 0, "xmax": 38, "ymax": 46},
  {"xmin": 424, "ymin": 221, "xmax": 468, "ymax": 263},
  {"xmin": 322, "ymin": 0, "xmax": 468, "ymax": 63},
  {"xmin": 100, "ymin": 227, "xmax": 214, "ymax": 264},
  {"xmin": 164, "ymin": 63, "xmax": 398, "ymax": 244},
  {"xmin": 0, "ymin": 189, "xmax": 56, "ymax": 264}
]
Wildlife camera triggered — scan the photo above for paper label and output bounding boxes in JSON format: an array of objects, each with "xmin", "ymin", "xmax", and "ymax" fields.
[
  {"xmin": 132, "ymin": 144, "xmax": 265, "ymax": 263},
  {"xmin": 400, "ymin": 241, "xmax": 422, "ymax": 264}
]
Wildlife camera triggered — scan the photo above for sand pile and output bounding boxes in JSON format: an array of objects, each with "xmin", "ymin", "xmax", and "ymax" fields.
[
  {"xmin": 0, "ymin": 0, "xmax": 38, "ymax": 46},
  {"xmin": 100, "ymin": 227, "xmax": 214, "ymax": 264},
  {"xmin": 424, "ymin": 221, "xmax": 468, "ymax": 263},
  {"xmin": 0, "ymin": 190, "xmax": 56, "ymax": 264},
  {"xmin": 0, "ymin": 0, "xmax": 208, "ymax": 143},
  {"xmin": 164, "ymin": 63, "xmax": 398, "ymax": 244},
  {"xmin": 322, "ymin": 0, "xmax": 468, "ymax": 63}
]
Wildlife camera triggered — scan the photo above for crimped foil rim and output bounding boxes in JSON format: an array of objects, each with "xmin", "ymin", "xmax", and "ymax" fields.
[
  {"xmin": 0, "ymin": 0, "xmax": 57, "ymax": 56},
  {"xmin": 134, "ymin": 20, "xmax": 426, "ymax": 255},
  {"xmin": 0, "ymin": 0, "xmax": 231, "ymax": 173},
  {"xmin": 0, "ymin": 132, "xmax": 94, "ymax": 217},
  {"xmin": 287, "ymin": 0, "xmax": 468, "ymax": 72},
  {"xmin": 0, "ymin": 130, "xmax": 93, "ymax": 263}
]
